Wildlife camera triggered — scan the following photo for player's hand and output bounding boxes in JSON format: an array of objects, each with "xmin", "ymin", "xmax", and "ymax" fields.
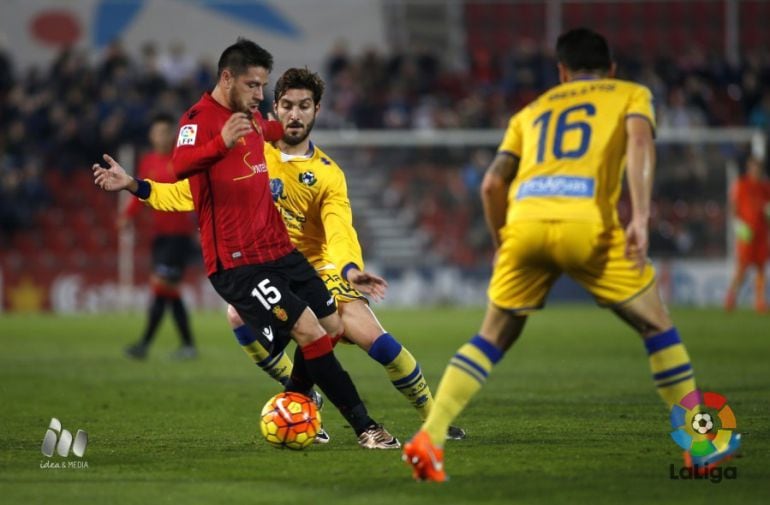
[
  {"xmin": 624, "ymin": 217, "xmax": 649, "ymax": 273},
  {"xmin": 92, "ymin": 154, "xmax": 135, "ymax": 192},
  {"xmin": 346, "ymin": 268, "xmax": 388, "ymax": 302},
  {"xmin": 734, "ymin": 218, "xmax": 754, "ymax": 242},
  {"xmin": 221, "ymin": 112, "xmax": 253, "ymax": 148}
]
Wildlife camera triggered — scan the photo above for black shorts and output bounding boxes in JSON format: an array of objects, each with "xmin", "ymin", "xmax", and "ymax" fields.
[
  {"xmin": 151, "ymin": 235, "xmax": 195, "ymax": 282},
  {"xmin": 209, "ymin": 249, "xmax": 337, "ymax": 352}
]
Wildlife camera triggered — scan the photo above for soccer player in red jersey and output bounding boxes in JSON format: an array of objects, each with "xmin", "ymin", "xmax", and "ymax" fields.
[
  {"xmin": 725, "ymin": 155, "xmax": 770, "ymax": 313},
  {"xmin": 120, "ymin": 114, "xmax": 198, "ymax": 360},
  {"xmin": 94, "ymin": 39, "xmax": 396, "ymax": 447}
]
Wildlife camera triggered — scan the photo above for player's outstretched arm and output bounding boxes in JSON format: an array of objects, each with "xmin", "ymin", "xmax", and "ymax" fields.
[
  {"xmin": 143, "ymin": 180, "xmax": 195, "ymax": 213},
  {"xmin": 624, "ymin": 116, "xmax": 656, "ymax": 271},
  {"xmin": 93, "ymin": 153, "xmax": 194, "ymax": 212},
  {"xmin": 92, "ymin": 154, "xmax": 138, "ymax": 193}
]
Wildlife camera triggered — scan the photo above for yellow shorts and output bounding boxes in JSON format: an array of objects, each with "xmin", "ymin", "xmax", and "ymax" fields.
[
  {"xmin": 488, "ymin": 221, "xmax": 656, "ymax": 312},
  {"xmin": 320, "ymin": 271, "xmax": 366, "ymax": 305}
]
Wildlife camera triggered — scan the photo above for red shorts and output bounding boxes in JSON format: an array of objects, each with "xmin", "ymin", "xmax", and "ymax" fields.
[{"xmin": 737, "ymin": 239, "xmax": 769, "ymax": 267}]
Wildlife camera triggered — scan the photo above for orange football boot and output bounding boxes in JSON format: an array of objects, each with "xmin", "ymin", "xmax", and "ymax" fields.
[{"xmin": 402, "ymin": 430, "xmax": 447, "ymax": 482}]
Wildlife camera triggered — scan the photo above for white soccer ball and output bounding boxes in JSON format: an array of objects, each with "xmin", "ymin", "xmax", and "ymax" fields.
[{"xmin": 691, "ymin": 412, "xmax": 714, "ymax": 435}]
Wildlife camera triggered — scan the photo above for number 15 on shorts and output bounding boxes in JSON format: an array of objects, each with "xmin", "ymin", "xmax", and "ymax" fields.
[{"xmin": 251, "ymin": 279, "xmax": 282, "ymax": 310}]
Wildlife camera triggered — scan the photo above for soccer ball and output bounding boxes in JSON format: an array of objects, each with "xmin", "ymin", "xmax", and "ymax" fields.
[
  {"xmin": 691, "ymin": 412, "xmax": 714, "ymax": 435},
  {"xmin": 259, "ymin": 392, "xmax": 321, "ymax": 450}
]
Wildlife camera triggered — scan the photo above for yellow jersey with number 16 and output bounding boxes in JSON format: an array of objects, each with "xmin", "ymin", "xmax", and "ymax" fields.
[{"xmin": 498, "ymin": 77, "xmax": 655, "ymax": 227}]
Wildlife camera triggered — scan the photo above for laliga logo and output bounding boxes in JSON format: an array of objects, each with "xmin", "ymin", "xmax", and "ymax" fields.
[
  {"xmin": 670, "ymin": 390, "xmax": 736, "ymax": 456},
  {"xmin": 41, "ymin": 417, "xmax": 88, "ymax": 457},
  {"xmin": 669, "ymin": 390, "xmax": 739, "ymax": 483}
]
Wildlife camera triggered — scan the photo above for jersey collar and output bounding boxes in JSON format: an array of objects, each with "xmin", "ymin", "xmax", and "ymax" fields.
[{"xmin": 571, "ymin": 75, "xmax": 601, "ymax": 82}]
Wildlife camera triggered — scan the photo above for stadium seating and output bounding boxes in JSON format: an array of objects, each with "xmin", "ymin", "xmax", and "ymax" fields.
[{"xmin": 1, "ymin": 7, "xmax": 768, "ymax": 309}]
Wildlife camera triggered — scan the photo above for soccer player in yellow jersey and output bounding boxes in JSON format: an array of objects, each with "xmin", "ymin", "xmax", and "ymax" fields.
[
  {"xmin": 403, "ymin": 28, "xmax": 740, "ymax": 481},
  {"xmin": 94, "ymin": 68, "xmax": 464, "ymax": 445}
]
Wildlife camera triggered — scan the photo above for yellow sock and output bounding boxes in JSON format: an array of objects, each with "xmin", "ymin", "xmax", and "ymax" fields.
[
  {"xmin": 233, "ymin": 325, "xmax": 293, "ymax": 385},
  {"xmin": 368, "ymin": 333, "xmax": 433, "ymax": 419},
  {"xmin": 423, "ymin": 335, "xmax": 502, "ymax": 446},
  {"xmin": 387, "ymin": 349, "xmax": 434, "ymax": 420},
  {"xmin": 644, "ymin": 328, "xmax": 696, "ymax": 408}
]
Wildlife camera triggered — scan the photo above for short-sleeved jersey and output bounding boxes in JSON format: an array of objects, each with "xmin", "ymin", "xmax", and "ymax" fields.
[
  {"xmin": 264, "ymin": 142, "xmax": 364, "ymax": 275},
  {"xmin": 172, "ymin": 93, "xmax": 292, "ymax": 275},
  {"xmin": 731, "ymin": 175, "xmax": 770, "ymax": 235},
  {"xmin": 141, "ymin": 142, "xmax": 364, "ymax": 277},
  {"xmin": 498, "ymin": 78, "xmax": 655, "ymax": 226}
]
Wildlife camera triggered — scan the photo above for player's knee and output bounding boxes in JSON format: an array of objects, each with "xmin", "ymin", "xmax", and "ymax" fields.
[
  {"xmin": 338, "ymin": 309, "xmax": 381, "ymax": 351},
  {"xmin": 613, "ymin": 304, "xmax": 672, "ymax": 337},
  {"xmin": 290, "ymin": 308, "xmax": 326, "ymax": 346},
  {"xmin": 226, "ymin": 305, "xmax": 244, "ymax": 328},
  {"xmin": 318, "ymin": 312, "xmax": 344, "ymax": 338},
  {"xmin": 638, "ymin": 317, "xmax": 672, "ymax": 337},
  {"xmin": 479, "ymin": 305, "xmax": 526, "ymax": 351}
]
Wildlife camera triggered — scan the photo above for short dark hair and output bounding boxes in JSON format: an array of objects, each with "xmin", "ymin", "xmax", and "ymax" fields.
[
  {"xmin": 217, "ymin": 38, "xmax": 273, "ymax": 78},
  {"xmin": 556, "ymin": 28, "xmax": 612, "ymax": 73},
  {"xmin": 274, "ymin": 67, "xmax": 325, "ymax": 104},
  {"xmin": 150, "ymin": 112, "xmax": 176, "ymax": 126}
]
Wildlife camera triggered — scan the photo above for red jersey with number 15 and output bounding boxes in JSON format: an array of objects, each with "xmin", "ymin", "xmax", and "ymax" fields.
[{"xmin": 172, "ymin": 92, "xmax": 293, "ymax": 275}]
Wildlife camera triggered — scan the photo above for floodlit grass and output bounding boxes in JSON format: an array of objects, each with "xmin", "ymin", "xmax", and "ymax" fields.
[{"xmin": 1, "ymin": 306, "xmax": 768, "ymax": 504}]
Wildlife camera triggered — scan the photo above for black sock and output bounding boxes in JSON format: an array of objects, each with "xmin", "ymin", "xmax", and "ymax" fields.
[
  {"xmin": 299, "ymin": 342, "xmax": 375, "ymax": 435},
  {"xmin": 285, "ymin": 346, "xmax": 314, "ymax": 393},
  {"xmin": 170, "ymin": 297, "xmax": 193, "ymax": 346},
  {"xmin": 140, "ymin": 295, "xmax": 167, "ymax": 346}
]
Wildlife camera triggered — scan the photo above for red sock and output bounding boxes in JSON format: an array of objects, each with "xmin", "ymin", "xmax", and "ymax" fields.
[
  {"xmin": 331, "ymin": 332, "xmax": 345, "ymax": 347},
  {"xmin": 301, "ymin": 335, "xmax": 333, "ymax": 359},
  {"xmin": 152, "ymin": 282, "xmax": 180, "ymax": 299}
]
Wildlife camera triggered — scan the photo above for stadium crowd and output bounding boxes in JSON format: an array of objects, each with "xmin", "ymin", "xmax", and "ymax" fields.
[{"xmin": 1, "ymin": 39, "xmax": 768, "ymax": 262}]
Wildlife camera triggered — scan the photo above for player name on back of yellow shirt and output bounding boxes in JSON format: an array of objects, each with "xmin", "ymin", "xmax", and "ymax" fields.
[{"xmin": 499, "ymin": 78, "xmax": 656, "ymax": 227}]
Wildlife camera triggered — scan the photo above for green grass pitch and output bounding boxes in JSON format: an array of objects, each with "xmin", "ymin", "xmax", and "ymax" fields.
[{"xmin": 1, "ymin": 305, "xmax": 768, "ymax": 504}]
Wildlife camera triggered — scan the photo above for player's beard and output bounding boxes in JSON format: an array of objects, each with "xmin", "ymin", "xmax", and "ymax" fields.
[
  {"xmin": 282, "ymin": 116, "xmax": 315, "ymax": 146},
  {"xmin": 229, "ymin": 86, "xmax": 252, "ymax": 115}
]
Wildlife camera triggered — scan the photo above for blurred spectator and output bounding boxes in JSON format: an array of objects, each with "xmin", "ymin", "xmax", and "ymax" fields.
[
  {"xmin": 1, "ymin": 34, "xmax": 769, "ymax": 268},
  {"xmin": 658, "ymin": 87, "xmax": 707, "ymax": 129},
  {"xmin": 325, "ymin": 38, "xmax": 351, "ymax": 81},
  {"xmin": 0, "ymin": 33, "xmax": 12, "ymax": 95},
  {"xmin": 748, "ymin": 90, "xmax": 770, "ymax": 130},
  {"xmin": 158, "ymin": 40, "xmax": 197, "ymax": 87}
]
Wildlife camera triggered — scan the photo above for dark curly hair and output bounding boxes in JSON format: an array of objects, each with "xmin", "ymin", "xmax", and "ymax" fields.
[{"xmin": 273, "ymin": 67, "xmax": 325, "ymax": 104}]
